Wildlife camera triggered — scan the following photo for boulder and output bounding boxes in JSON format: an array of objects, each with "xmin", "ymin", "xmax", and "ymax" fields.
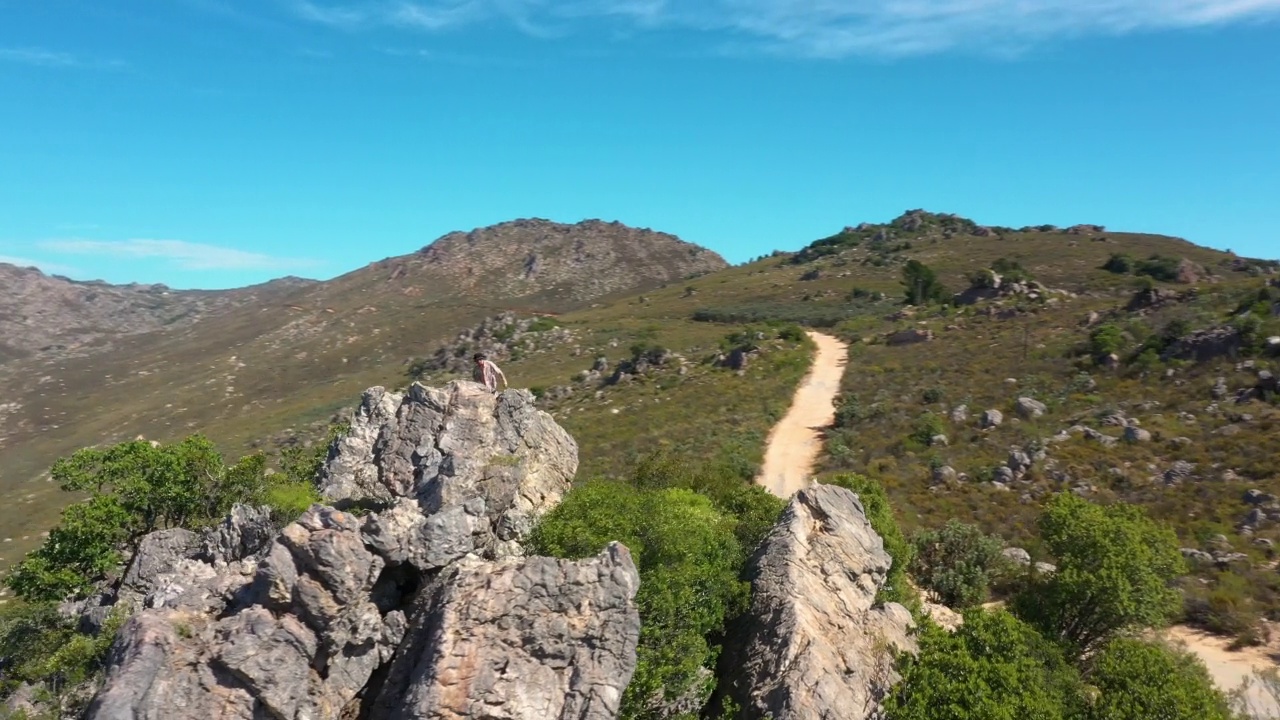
[
  {"xmin": 949, "ymin": 405, "xmax": 968, "ymax": 423},
  {"xmin": 369, "ymin": 544, "xmax": 640, "ymax": 720},
  {"xmin": 1161, "ymin": 326, "xmax": 1242, "ymax": 363},
  {"xmin": 1015, "ymin": 397, "xmax": 1047, "ymax": 419},
  {"xmin": 120, "ymin": 528, "xmax": 203, "ymax": 596},
  {"xmin": 980, "ymin": 409, "xmax": 1003, "ymax": 428},
  {"xmin": 1002, "ymin": 547, "xmax": 1032, "ymax": 566},
  {"xmin": 886, "ymin": 329, "xmax": 934, "ymax": 346},
  {"xmin": 724, "ymin": 484, "xmax": 916, "ymax": 720},
  {"xmin": 932, "ymin": 466, "xmax": 958, "ymax": 484},
  {"xmin": 1122, "ymin": 426, "xmax": 1152, "ymax": 443},
  {"xmin": 199, "ymin": 504, "xmax": 276, "ymax": 565}
]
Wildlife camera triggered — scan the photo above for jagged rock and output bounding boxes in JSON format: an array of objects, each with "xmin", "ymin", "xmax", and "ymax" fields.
[
  {"xmin": 88, "ymin": 383, "xmax": 616, "ymax": 720},
  {"xmin": 89, "ymin": 506, "xmax": 401, "ymax": 720},
  {"xmin": 981, "ymin": 409, "xmax": 1003, "ymax": 428},
  {"xmin": 1015, "ymin": 397, "xmax": 1047, "ymax": 419},
  {"xmin": 994, "ymin": 466, "xmax": 1016, "ymax": 484},
  {"xmin": 1008, "ymin": 450, "xmax": 1032, "ymax": 473},
  {"xmin": 929, "ymin": 434, "xmax": 949, "ymax": 447},
  {"xmin": 369, "ymin": 544, "xmax": 640, "ymax": 720},
  {"xmin": 932, "ymin": 466, "xmax": 957, "ymax": 484},
  {"xmin": 724, "ymin": 484, "xmax": 917, "ymax": 720},
  {"xmin": 318, "ymin": 381, "xmax": 577, "ymax": 561},
  {"xmin": 949, "ymin": 405, "xmax": 968, "ymax": 423},
  {"xmin": 199, "ymin": 504, "xmax": 276, "ymax": 565},
  {"xmin": 121, "ymin": 528, "xmax": 203, "ymax": 595},
  {"xmin": 1123, "ymin": 426, "xmax": 1152, "ymax": 443},
  {"xmin": 1034, "ymin": 562, "xmax": 1058, "ymax": 575},
  {"xmin": 1162, "ymin": 325, "xmax": 1242, "ymax": 362}
]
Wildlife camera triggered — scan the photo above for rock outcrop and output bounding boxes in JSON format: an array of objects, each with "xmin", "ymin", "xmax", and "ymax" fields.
[
  {"xmin": 723, "ymin": 483, "xmax": 917, "ymax": 720},
  {"xmin": 87, "ymin": 381, "xmax": 638, "ymax": 720}
]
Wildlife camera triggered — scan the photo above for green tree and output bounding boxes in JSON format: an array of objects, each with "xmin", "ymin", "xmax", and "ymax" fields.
[
  {"xmin": 882, "ymin": 609, "xmax": 1084, "ymax": 720},
  {"xmin": 6, "ymin": 435, "xmax": 280, "ymax": 602},
  {"xmin": 1012, "ymin": 493, "xmax": 1185, "ymax": 658},
  {"xmin": 823, "ymin": 475, "xmax": 915, "ymax": 609},
  {"xmin": 902, "ymin": 260, "xmax": 946, "ymax": 306},
  {"xmin": 1088, "ymin": 324, "xmax": 1126, "ymax": 359},
  {"xmin": 1084, "ymin": 638, "xmax": 1234, "ymax": 720},
  {"xmin": 910, "ymin": 520, "xmax": 1006, "ymax": 609},
  {"xmin": 528, "ymin": 480, "xmax": 751, "ymax": 719}
]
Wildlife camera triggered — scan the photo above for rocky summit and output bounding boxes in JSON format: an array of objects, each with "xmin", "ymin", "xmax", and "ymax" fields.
[{"xmin": 83, "ymin": 381, "xmax": 640, "ymax": 720}]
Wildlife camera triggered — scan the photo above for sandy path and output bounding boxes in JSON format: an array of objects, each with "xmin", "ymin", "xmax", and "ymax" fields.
[
  {"xmin": 1165, "ymin": 626, "xmax": 1280, "ymax": 717},
  {"xmin": 755, "ymin": 331, "xmax": 849, "ymax": 498}
]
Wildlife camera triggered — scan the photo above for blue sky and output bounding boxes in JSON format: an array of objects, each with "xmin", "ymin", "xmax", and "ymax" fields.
[{"xmin": 1, "ymin": 1, "xmax": 1278, "ymax": 289}]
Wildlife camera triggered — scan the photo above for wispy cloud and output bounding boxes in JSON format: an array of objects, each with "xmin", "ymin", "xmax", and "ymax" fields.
[
  {"xmin": 0, "ymin": 255, "xmax": 82, "ymax": 276},
  {"xmin": 0, "ymin": 46, "xmax": 127, "ymax": 69},
  {"xmin": 39, "ymin": 239, "xmax": 321, "ymax": 271},
  {"xmin": 289, "ymin": 0, "xmax": 1280, "ymax": 57}
]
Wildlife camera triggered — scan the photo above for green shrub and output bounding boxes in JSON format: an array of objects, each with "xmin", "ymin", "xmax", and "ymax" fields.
[
  {"xmin": 902, "ymin": 260, "xmax": 946, "ymax": 306},
  {"xmin": 528, "ymin": 480, "xmax": 751, "ymax": 719},
  {"xmin": 1012, "ymin": 493, "xmax": 1185, "ymax": 658},
  {"xmin": 776, "ymin": 324, "xmax": 806, "ymax": 343},
  {"xmin": 1084, "ymin": 638, "xmax": 1234, "ymax": 720},
  {"xmin": 1134, "ymin": 254, "xmax": 1181, "ymax": 282},
  {"xmin": 526, "ymin": 316, "xmax": 561, "ymax": 333},
  {"xmin": 882, "ymin": 609, "xmax": 1085, "ymax": 720},
  {"xmin": 910, "ymin": 520, "xmax": 1007, "ymax": 609},
  {"xmin": 909, "ymin": 412, "xmax": 946, "ymax": 447},
  {"xmin": 823, "ymin": 475, "xmax": 916, "ymax": 610},
  {"xmin": 1102, "ymin": 253, "xmax": 1134, "ymax": 274},
  {"xmin": 1088, "ymin": 324, "xmax": 1126, "ymax": 359}
]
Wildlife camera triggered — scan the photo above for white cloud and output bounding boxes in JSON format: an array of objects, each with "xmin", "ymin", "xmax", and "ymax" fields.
[
  {"xmin": 290, "ymin": 0, "xmax": 1280, "ymax": 56},
  {"xmin": 39, "ymin": 239, "xmax": 320, "ymax": 271},
  {"xmin": 0, "ymin": 46, "xmax": 128, "ymax": 69},
  {"xmin": 0, "ymin": 255, "xmax": 82, "ymax": 276}
]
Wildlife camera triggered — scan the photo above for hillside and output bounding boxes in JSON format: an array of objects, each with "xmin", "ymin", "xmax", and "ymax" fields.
[
  {"xmin": 0, "ymin": 263, "xmax": 314, "ymax": 366},
  {"xmin": 0, "ymin": 219, "xmax": 727, "ymax": 565},
  {"xmin": 3, "ymin": 208, "xmax": 1279, "ymax": 719}
]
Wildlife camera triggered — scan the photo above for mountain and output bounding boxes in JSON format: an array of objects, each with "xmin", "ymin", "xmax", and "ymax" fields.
[
  {"xmin": 0, "ymin": 219, "xmax": 727, "ymax": 559},
  {"xmin": 0, "ymin": 263, "xmax": 315, "ymax": 365}
]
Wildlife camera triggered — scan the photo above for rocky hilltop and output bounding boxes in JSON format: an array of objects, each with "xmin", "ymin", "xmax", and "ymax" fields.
[
  {"xmin": 0, "ymin": 263, "xmax": 313, "ymax": 365},
  {"xmin": 411, "ymin": 218, "xmax": 727, "ymax": 303}
]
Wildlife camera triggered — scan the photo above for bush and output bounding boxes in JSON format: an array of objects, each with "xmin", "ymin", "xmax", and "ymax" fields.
[
  {"xmin": 1088, "ymin": 324, "xmax": 1126, "ymax": 359},
  {"xmin": 908, "ymin": 412, "xmax": 946, "ymax": 447},
  {"xmin": 776, "ymin": 325, "xmax": 807, "ymax": 343},
  {"xmin": 1134, "ymin": 254, "xmax": 1181, "ymax": 282},
  {"xmin": 882, "ymin": 609, "xmax": 1085, "ymax": 720},
  {"xmin": 823, "ymin": 475, "xmax": 915, "ymax": 610},
  {"xmin": 527, "ymin": 480, "xmax": 751, "ymax": 719},
  {"xmin": 0, "ymin": 601, "xmax": 125, "ymax": 708},
  {"xmin": 910, "ymin": 520, "xmax": 1007, "ymax": 609},
  {"xmin": 902, "ymin": 260, "xmax": 946, "ymax": 306},
  {"xmin": 526, "ymin": 316, "xmax": 560, "ymax": 333},
  {"xmin": 1102, "ymin": 253, "xmax": 1134, "ymax": 274},
  {"xmin": 1084, "ymin": 638, "xmax": 1234, "ymax": 720},
  {"xmin": 1012, "ymin": 493, "xmax": 1186, "ymax": 658}
]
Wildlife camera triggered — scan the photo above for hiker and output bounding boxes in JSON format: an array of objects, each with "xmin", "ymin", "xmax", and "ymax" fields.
[{"xmin": 472, "ymin": 352, "xmax": 508, "ymax": 393}]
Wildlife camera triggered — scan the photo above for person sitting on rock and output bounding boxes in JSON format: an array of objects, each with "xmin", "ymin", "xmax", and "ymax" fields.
[{"xmin": 473, "ymin": 352, "xmax": 508, "ymax": 393}]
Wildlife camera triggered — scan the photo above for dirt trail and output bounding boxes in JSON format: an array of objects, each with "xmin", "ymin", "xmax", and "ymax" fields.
[
  {"xmin": 1165, "ymin": 626, "xmax": 1280, "ymax": 717},
  {"xmin": 755, "ymin": 331, "xmax": 848, "ymax": 498},
  {"xmin": 752, "ymin": 331, "xmax": 1279, "ymax": 715}
]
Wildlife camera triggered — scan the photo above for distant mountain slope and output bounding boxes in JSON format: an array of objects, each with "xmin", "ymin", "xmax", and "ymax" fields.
[
  {"xmin": 0, "ymin": 263, "xmax": 314, "ymax": 365},
  {"xmin": 0, "ymin": 219, "xmax": 727, "ymax": 558}
]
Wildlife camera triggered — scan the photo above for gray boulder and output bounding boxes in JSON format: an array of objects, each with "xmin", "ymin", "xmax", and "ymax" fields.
[
  {"xmin": 981, "ymin": 409, "xmax": 1004, "ymax": 428},
  {"xmin": 1123, "ymin": 426, "xmax": 1152, "ymax": 443},
  {"xmin": 121, "ymin": 528, "xmax": 202, "ymax": 595},
  {"xmin": 1002, "ymin": 547, "xmax": 1032, "ymax": 566},
  {"xmin": 1015, "ymin": 397, "xmax": 1047, "ymax": 419},
  {"xmin": 725, "ymin": 484, "xmax": 917, "ymax": 720},
  {"xmin": 370, "ymin": 544, "xmax": 641, "ymax": 720}
]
